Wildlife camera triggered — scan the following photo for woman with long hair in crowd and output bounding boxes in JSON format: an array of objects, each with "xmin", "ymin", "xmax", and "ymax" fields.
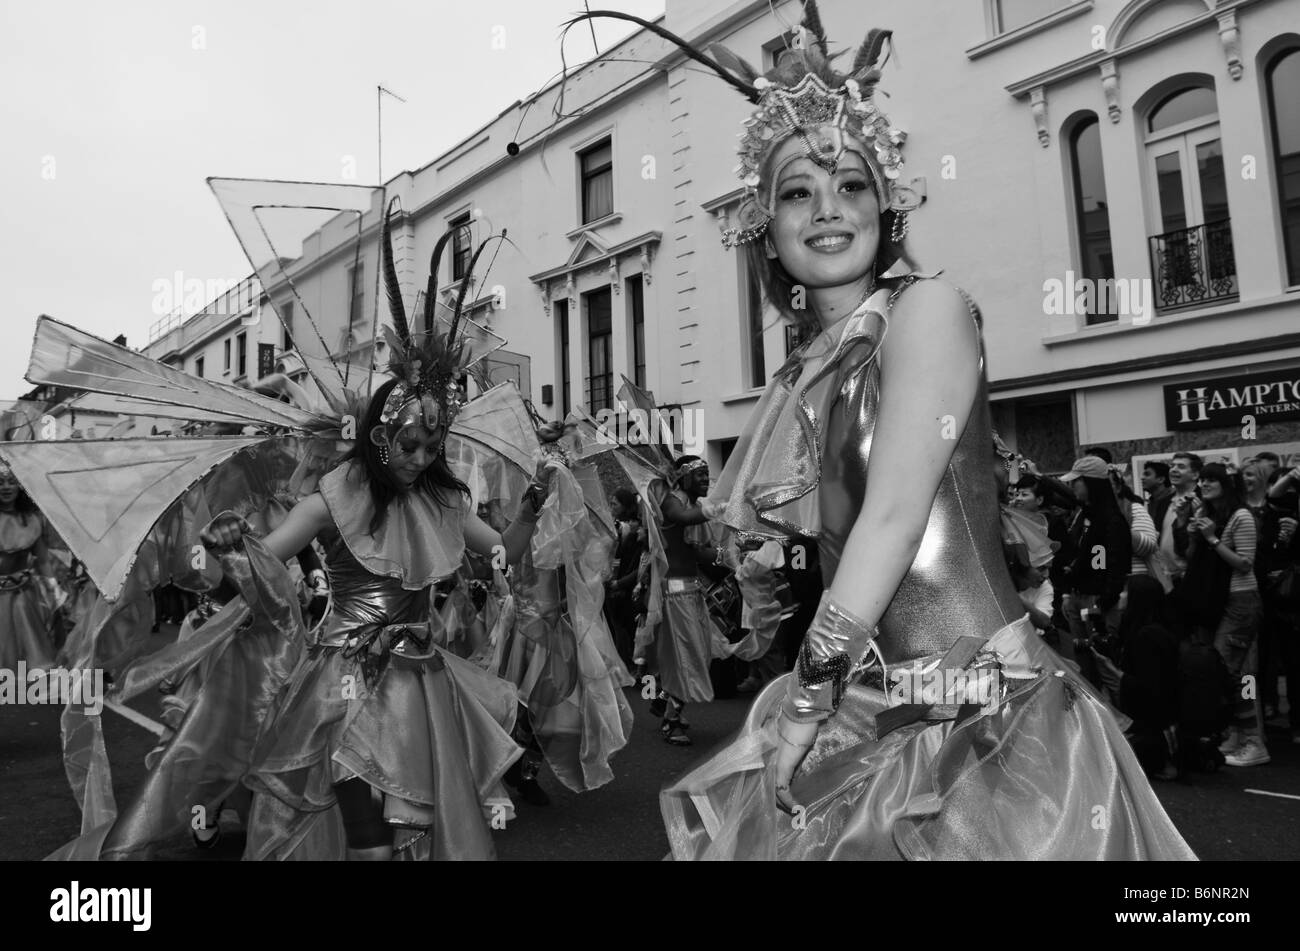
[
  {"xmin": 566, "ymin": 2, "xmax": 1194, "ymax": 859},
  {"xmin": 1059, "ymin": 455, "xmax": 1132, "ymax": 663},
  {"xmin": 1179, "ymin": 463, "xmax": 1268, "ymax": 766}
]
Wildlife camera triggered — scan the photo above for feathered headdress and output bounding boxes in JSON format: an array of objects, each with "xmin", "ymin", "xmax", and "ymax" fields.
[
  {"xmin": 376, "ymin": 197, "xmax": 504, "ymax": 451},
  {"xmin": 564, "ymin": 3, "xmax": 925, "ymax": 248}
]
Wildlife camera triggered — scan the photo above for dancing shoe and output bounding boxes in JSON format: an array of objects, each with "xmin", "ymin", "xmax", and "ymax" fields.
[
  {"xmin": 1224, "ymin": 739, "xmax": 1271, "ymax": 767},
  {"xmin": 504, "ymin": 761, "xmax": 551, "ymax": 806},
  {"xmin": 661, "ymin": 718, "xmax": 692, "ymax": 746}
]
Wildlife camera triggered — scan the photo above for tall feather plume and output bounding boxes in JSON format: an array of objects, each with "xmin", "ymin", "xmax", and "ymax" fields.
[
  {"xmin": 381, "ymin": 196, "xmax": 410, "ymax": 347},
  {"xmin": 851, "ymin": 27, "xmax": 893, "ymax": 80},
  {"xmin": 566, "ymin": 10, "xmax": 759, "ymax": 102},
  {"xmin": 448, "ymin": 237, "xmax": 493, "ymax": 350},
  {"xmin": 799, "ymin": 0, "xmax": 830, "ymax": 58},
  {"xmin": 423, "ymin": 227, "xmax": 457, "ymax": 335},
  {"xmin": 708, "ymin": 43, "xmax": 761, "ymax": 85}
]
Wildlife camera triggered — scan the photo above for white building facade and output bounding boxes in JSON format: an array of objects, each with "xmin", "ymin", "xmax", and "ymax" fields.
[{"xmin": 257, "ymin": 0, "xmax": 1300, "ymax": 475}]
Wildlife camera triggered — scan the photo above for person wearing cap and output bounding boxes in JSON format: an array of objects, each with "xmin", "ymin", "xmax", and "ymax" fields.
[{"xmin": 1059, "ymin": 455, "xmax": 1133, "ymax": 663}]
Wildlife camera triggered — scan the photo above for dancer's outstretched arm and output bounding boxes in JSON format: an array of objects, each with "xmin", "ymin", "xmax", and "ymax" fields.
[
  {"xmin": 775, "ymin": 281, "xmax": 979, "ymax": 809},
  {"xmin": 200, "ymin": 494, "xmax": 330, "ymax": 562},
  {"xmin": 463, "ymin": 464, "xmax": 555, "ymax": 565}
]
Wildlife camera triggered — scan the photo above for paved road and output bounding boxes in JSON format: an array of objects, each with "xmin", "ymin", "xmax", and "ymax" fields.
[{"xmin": 3, "ymin": 634, "xmax": 1298, "ymax": 860}]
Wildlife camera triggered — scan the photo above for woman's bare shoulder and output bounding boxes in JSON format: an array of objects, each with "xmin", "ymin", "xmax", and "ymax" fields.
[
  {"xmin": 888, "ymin": 277, "xmax": 972, "ymax": 323},
  {"xmin": 883, "ymin": 278, "xmax": 979, "ymax": 365}
]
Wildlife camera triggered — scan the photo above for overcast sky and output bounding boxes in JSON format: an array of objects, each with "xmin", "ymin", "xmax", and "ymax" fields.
[{"xmin": 0, "ymin": 0, "xmax": 664, "ymax": 401}]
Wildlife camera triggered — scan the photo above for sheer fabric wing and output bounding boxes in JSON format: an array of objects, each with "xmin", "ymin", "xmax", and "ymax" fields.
[{"xmin": 0, "ymin": 436, "xmax": 263, "ymax": 601}]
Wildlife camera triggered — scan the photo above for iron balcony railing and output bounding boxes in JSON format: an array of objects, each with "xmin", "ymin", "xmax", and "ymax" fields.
[{"xmin": 1148, "ymin": 218, "xmax": 1237, "ymax": 312}]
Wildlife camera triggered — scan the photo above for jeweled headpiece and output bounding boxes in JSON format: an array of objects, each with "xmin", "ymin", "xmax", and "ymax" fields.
[{"xmin": 564, "ymin": 3, "xmax": 926, "ymax": 249}]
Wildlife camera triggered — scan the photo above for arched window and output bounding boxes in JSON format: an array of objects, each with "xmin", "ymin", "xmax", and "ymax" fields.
[
  {"xmin": 1069, "ymin": 116, "xmax": 1115, "ymax": 324},
  {"xmin": 1147, "ymin": 87, "xmax": 1218, "ymax": 133},
  {"xmin": 1141, "ymin": 82, "xmax": 1236, "ymax": 310},
  {"xmin": 1266, "ymin": 47, "xmax": 1300, "ymax": 286}
]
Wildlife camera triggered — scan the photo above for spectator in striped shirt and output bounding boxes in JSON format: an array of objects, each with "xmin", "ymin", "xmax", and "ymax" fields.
[
  {"xmin": 1112, "ymin": 474, "xmax": 1160, "ymax": 582},
  {"xmin": 1185, "ymin": 463, "xmax": 1268, "ymax": 767}
]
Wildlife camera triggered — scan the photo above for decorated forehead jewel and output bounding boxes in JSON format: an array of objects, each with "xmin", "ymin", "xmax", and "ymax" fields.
[
  {"xmin": 678, "ymin": 459, "xmax": 708, "ymax": 477},
  {"xmin": 561, "ymin": 4, "xmax": 926, "ymax": 251}
]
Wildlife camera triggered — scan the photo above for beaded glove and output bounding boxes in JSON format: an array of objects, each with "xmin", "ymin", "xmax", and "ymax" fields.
[{"xmin": 783, "ymin": 591, "xmax": 877, "ymax": 724}]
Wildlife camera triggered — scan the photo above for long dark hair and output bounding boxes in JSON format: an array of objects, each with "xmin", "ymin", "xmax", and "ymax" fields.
[
  {"xmin": 1198, "ymin": 462, "xmax": 1246, "ymax": 531},
  {"xmin": 348, "ymin": 377, "xmax": 469, "ymax": 534},
  {"xmin": 745, "ymin": 206, "xmax": 914, "ymax": 340},
  {"xmin": 1079, "ymin": 475, "xmax": 1126, "ymax": 528}
]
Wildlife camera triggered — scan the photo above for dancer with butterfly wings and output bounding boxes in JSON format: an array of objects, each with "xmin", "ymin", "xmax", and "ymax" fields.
[{"xmin": 11, "ymin": 179, "xmax": 559, "ymax": 860}]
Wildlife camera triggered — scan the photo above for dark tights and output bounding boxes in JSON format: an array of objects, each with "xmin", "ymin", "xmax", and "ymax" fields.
[{"xmin": 335, "ymin": 778, "xmax": 388, "ymax": 849}]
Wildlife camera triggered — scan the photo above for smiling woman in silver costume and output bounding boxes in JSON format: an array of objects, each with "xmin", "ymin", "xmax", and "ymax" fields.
[{"xmin": 572, "ymin": 1, "xmax": 1195, "ymax": 860}]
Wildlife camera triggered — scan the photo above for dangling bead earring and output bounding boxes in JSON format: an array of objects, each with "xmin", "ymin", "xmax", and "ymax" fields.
[
  {"xmin": 891, "ymin": 211, "xmax": 909, "ymax": 244},
  {"xmin": 378, "ymin": 443, "xmax": 390, "ymax": 465}
]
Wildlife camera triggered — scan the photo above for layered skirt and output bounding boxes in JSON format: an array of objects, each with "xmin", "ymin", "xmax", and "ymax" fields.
[
  {"xmin": 243, "ymin": 636, "xmax": 520, "ymax": 860},
  {"xmin": 661, "ymin": 616, "xmax": 1196, "ymax": 860},
  {"xmin": 0, "ymin": 570, "xmax": 56, "ymax": 669}
]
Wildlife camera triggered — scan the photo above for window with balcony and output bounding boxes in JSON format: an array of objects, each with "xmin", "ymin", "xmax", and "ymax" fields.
[
  {"xmin": 450, "ymin": 213, "xmax": 473, "ymax": 281},
  {"xmin": 1068, "ymin": 115, "xmax": 1117, "ymax": 325},
  {"xmin": 628, "ymin": 274, "xmax": 646, "ymax": 389},
  {"xmin": 991, "ymin": 0, "xmax": 1072, "ymax": 35},
  {"xmin": 1143, "ymin": 84, "xmax": 1236, "ymax": 312},
  {"xmin": 585, "ymin": 288, "xmax": 613, "ymax": 413},
  {"xmin": 579, "ymin": 140, "xmax": 613, "ymax": 224},
  {"xmin": 1266, "ymin": 47, "xmax": 1300, "ymax": 286}
]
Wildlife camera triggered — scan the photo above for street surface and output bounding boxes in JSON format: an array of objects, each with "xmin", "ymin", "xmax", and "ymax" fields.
[{"xmin": 3, "ymin": 625, "xmax": 1297, "ymax": 861}]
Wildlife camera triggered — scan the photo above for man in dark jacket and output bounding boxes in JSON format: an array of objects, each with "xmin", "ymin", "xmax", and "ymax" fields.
[{"xmin": 1144, "ymin": 460, "xmax": 1174, "ymax": 532}]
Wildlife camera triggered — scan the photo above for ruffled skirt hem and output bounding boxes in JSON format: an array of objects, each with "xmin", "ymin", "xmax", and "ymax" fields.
[
  {"xmin": 661, "ymin": 617, "xmax": 1196, "ymax": 861},
  {"xmin": 244, "ymin": 644, "xmax": 520, "ymax": 860}
]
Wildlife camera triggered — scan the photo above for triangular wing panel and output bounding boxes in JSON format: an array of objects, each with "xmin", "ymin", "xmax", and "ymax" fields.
[{"xmin": 0, "ymin": 436, "xmax": 264, "ymax": 600}]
